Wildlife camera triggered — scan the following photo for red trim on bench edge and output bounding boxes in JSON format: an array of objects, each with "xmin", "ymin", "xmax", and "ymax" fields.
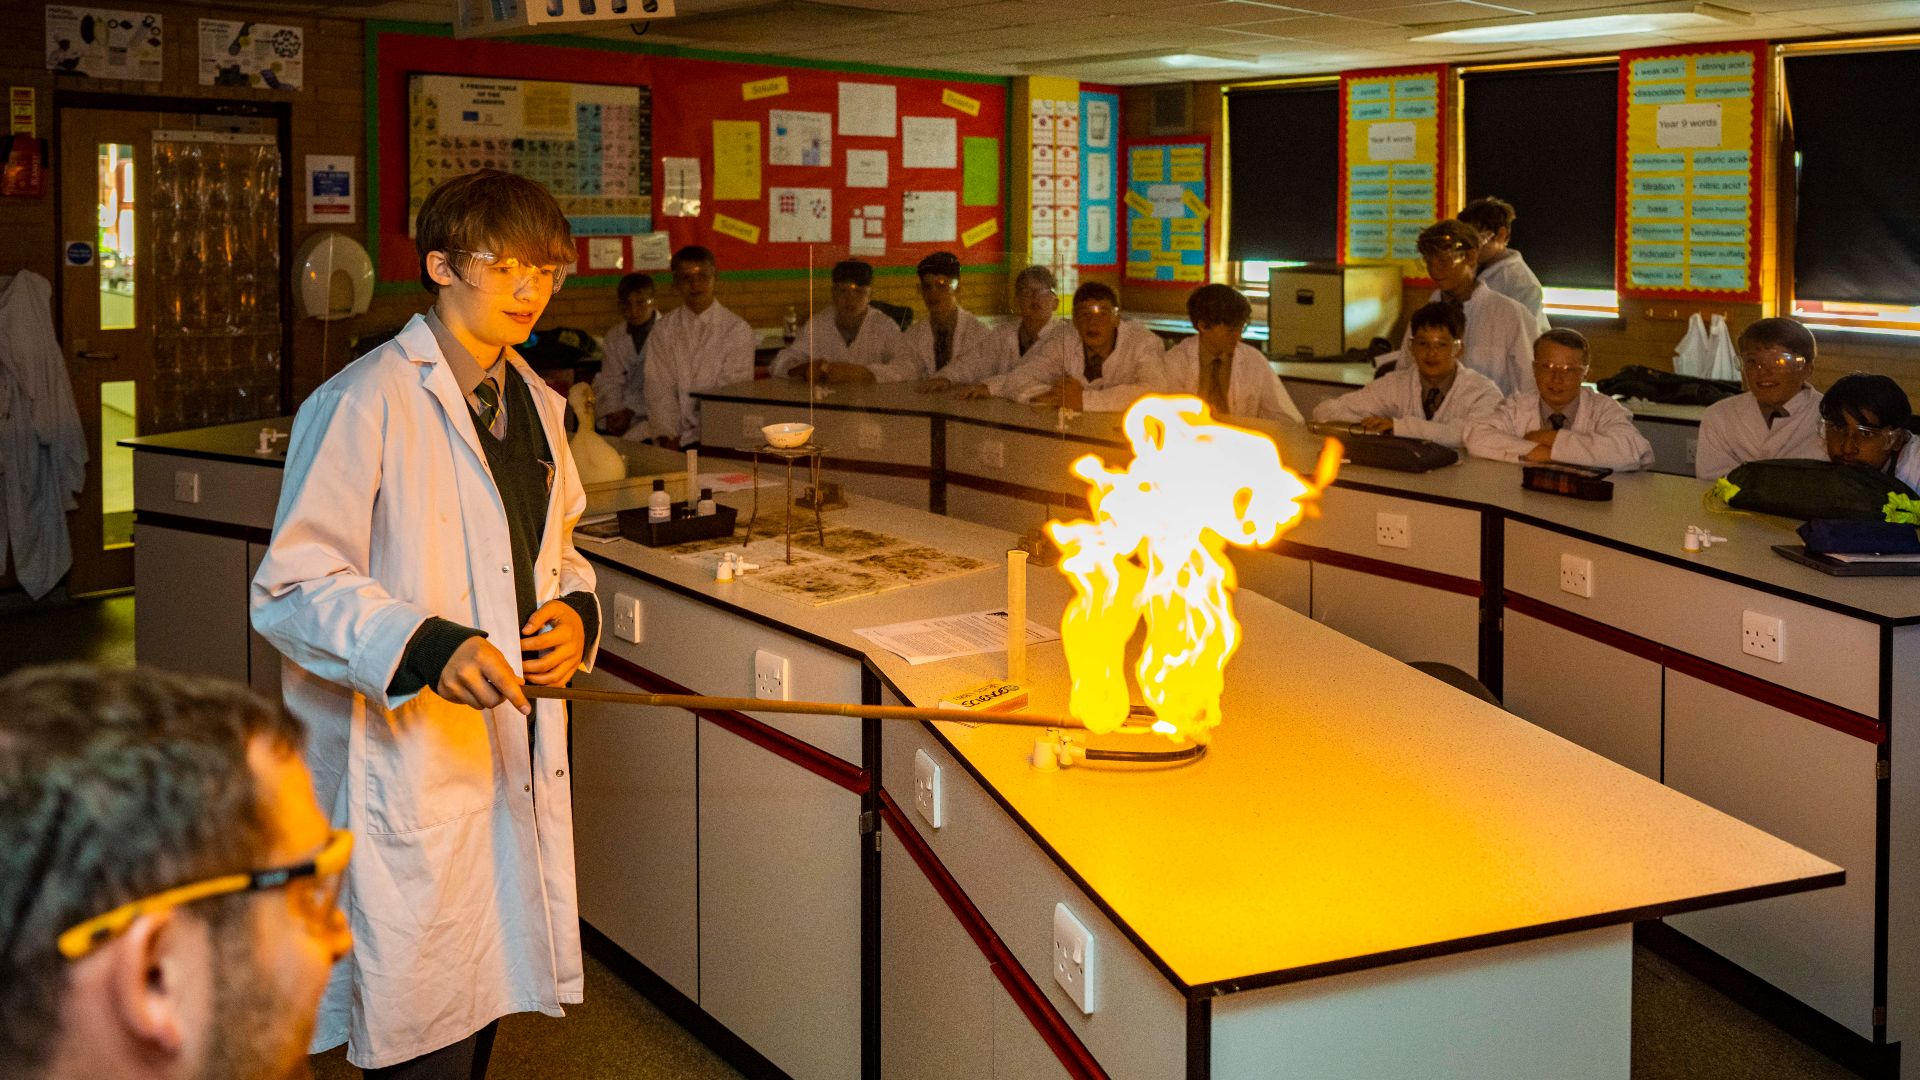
[
  {"xmin": 593, "ymin": 651, "xmax": 868, "ymax": 794},
  {"xmin": 877, "ymin": 789, "xmax": 1111, "ymax": 1080},
  {"xmin": 1274, "ymin": 539, "xmax": 1485, "ymax": 598},
  {"xmin": 1504, "ymin": 590, "xmax": 1885, "ymax": 745}
]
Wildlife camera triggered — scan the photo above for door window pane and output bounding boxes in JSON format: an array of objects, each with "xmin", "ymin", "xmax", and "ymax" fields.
[
  {"xmin": 101, "ymin": 380, "xmax": 134, "ymax": 549},
  {"xmin": 98, "ymin": 143, "xmax": 136, "ymax": 330}
]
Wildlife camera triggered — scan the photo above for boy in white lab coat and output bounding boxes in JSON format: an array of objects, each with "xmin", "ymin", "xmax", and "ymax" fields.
[
  {"xmin": 921, "ymin": 264, "xmax": 1069, "ymax": 393},
  {"xmin": 591, "ymin": 271, "xmax": 655, "ymax": 439},
  {"xmin": 645, "ymin": 245, "xmax": 758, "ymax": 448},
  {"xmin": 1459, "ymin": 197, "xmax": 1550, "ymax": 335},
  {"xmin": 1693, "ymin": 317, "xmax": 1826, "ymax": 479},
  {"xmin": 251, "ymin": 169, "xmax": 600, "ymax": 1076},
  {"xmin": 1819, "ymin": 372, "xmax": 1920, "ymax": 491},
  {"xmin": 1162, "ymin": 283, "xmax": 1302, "ymax": 422},
  {"xmin": 953, "ymin": 282, "xmax": 1169, "ymax": 411},
  {"xmin": 768, "ymin": 258, "xmax": 903, "ymax": 382},
  {"xmin": 1395, "ymin": 219, "xmax": 1538, "ymax": 397},
  {"xmin": 1464, "ymin": 328, "xmax": 1655, "ymax": 471},
  {"xmin": 872, "ymin": 251, "xmax": 993, "ymax": 383},
  {"xmin": 1313, "ymin": 300, "xmax": 1502, "ymax": 447}
]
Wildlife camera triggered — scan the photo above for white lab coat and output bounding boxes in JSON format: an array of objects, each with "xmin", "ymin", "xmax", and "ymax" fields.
[
  {"xmin": 0, "ymin": 271, "xmax": 86, "ymax": 599},
  {"xmin": 989, "ymin": 319, "xmax": 1170, "ymax": 411},
  {"xmin": 768, "ymin": 307, "xmax": 903, "ymax": 379},
  {"xmin": 874, "ymin": 308, "xmax": 994, "ymax": 383},
  {"xmin": 250, "ymin": 313, "xmax": 600, "ymax": 1069},
  {"xmin": 1311, "ymin": 364, "xmax": 1504, "ymax": 448},
  {"xmin": 591, "ymin": 318, "xmax": 649, "ymax": 441},
  {"xmin": 1463, "ymin": 388, "xmax": 1655, "ymax": 471},
  {"xmin": 1477, "ymin": 250, "xmax": 1550, "ymax": 335},
  {"xmin": 940, "ymin": 316, "xmax": 1070, "ymax": 387},
  {"xmin": 1694, "ymin": 386, "xmax": 1826, "ymax": 480},
  {"xmin": 1398, "ymin": 284, "xmax": 1539, "ymax": 397},
  {"xmin": 1895, "ymin": 438, "xmax": 1920, "ymax": 494},
  {"xmin": 1161, "ymin": 337, "xmax": 1303, "ymax": 423},
  {"xmin": 644, "ymin": 300, "xmax": 757, "ymax": 445}
]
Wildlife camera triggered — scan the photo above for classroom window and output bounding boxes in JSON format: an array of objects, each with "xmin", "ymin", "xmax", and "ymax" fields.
[
  {"xmin": 1785, "ymin": 49, "xmax": 1920, "ymax": 326},
  {"xmin": 1461, "ymin": 64, "xmax": 1618, "ymax": 303},
  {"xmin": 1225, "ymin": 85, "xmax": 1338, "ymax": 267}
]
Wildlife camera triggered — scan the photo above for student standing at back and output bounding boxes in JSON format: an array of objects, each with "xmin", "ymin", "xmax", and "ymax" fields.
[
  {"xmin": 768, "ymin": 258, "xmax": 903, "ymax": 383},
  {"xmin": 591, "ymin": 271, "xmax": 655, "ymax": 439},
  {"xmin": 1396, "ymin": 219, "xmax": 1537, "ymax": 396},
  {"xmin": 1459, "ymin": 197, "xmax": 1550, "ymax": 335},
  {"xmin": 1313, "ymin": 300, "xmax": 1502, "ymax": 447},
  {"xmin": 875, "ymin": 252, "xmax": 993, "ymax": 383},
  {"xmin": 1693, "ymin": 317, "xmax": 1826, "ymax": 479},
  {"xmin": 1162, "ymin": 283, "xmax": 1302, "ymax": 421},
  {"xmin": 922, "ymin": 264, "xmax": 1068, "ymax": 393},
  {"xmin": 645, "ymin": 245, "xmax": 757, "ymax": 449}
]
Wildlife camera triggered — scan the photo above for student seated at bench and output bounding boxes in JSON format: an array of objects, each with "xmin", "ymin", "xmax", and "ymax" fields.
[
  {"xmin": 921, "ymin": 264, "xmax": 1069, "ymax": 393},
  {"xmin": 1161, "ymin": 283, "xmax": 1301, "ymax": 422},
  {"xmin": 1464, "ymin": 328, "xmax": 1654, "ymax": 471},
  {"xmin": 768, "ymin": 258, "xmax": 903, "ymax": 384},
  {"xmin": 1693, "ymin": 316, "xmax": 1826, "ymax": 479},
  {"xmin": 873, "ymin": 252, "xmax": 993, "ymax": 383},
  {"xmin": 1820, "ymin": 371, "xmax": 1920, "ymax": 491},
  {"xmin": 951, "ymin": 282, "xmax": 1169, "ymax": 411},
  {"xmin": 1312, "ymin": 300, "xmax": 1501, "ymax": 447},
  {"xmin": 1392, "ymin": 219, "xmax": 1537, "ymax": 397}
]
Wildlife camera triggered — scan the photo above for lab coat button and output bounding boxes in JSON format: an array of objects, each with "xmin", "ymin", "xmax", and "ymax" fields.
[
  {"xmin": 523, "ymin": 784, "xmax": 531, "ymax": 793},
  {"xmin": 501, "ymin": 565, "xmax": 510, "ymax": 574},
  {"xmin": 555, "ymin": 768, "xmax": 565, "ymax": 777}
]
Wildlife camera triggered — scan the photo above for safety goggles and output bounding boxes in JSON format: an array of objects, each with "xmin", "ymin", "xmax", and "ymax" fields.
[
  {"xmin": 448, "ymin": 249, "xmax": 568, "ymax": 296},
  {"xmin": 1015, "ymin": 286, "xmax": 1056, "ymax": 304},
  {"xmin": 1819, "ymin": 419, "xmax": 1903, "ymax": 448},
  {"xmin": 58, "ymin": 828, "xmax": 353, "ymax": 960},
  {"xmin": 1408, "ymin": 336, "xmax": 1460, "ymax": 356},
  {"xmin": 1532, "ymin": 361, "xmax": 1589, "ymax": 378},
  {"xmin": 1740, "ymin": 349, "xmax": 1809, "ymax": 373}
]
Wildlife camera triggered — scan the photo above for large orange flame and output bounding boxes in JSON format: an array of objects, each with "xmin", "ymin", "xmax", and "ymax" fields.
[{"xmin": 1046, "ymin": 396, "xmax": 1336, "ymax": 745}]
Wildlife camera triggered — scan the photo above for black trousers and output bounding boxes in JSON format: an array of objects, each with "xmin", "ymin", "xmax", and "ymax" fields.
[{"xmin": 361, "ymin": 1020, "xmax": 499, "ymax": 1080}]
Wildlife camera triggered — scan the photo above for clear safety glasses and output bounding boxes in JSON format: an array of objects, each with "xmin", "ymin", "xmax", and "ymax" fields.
[{"xmin": 448, "ymin": 249, "xmax": 568, "ymax": 296}]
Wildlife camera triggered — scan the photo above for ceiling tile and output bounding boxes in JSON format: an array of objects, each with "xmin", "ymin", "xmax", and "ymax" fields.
[
  {"xmin": 1153, "ymin": 0, "xmax": 1321, "ymax": 25},
  {"xmin": 1777, "ymin": 0, "xmax": 1920, "ymax": 21},
  {"xmin": 1345, "ymin": 0, "xmax": 1532, "ymax": 24}
]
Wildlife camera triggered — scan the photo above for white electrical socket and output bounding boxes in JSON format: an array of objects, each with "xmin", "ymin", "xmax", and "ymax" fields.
[
  {"xmin": 173, "ymin": 470, "xmax": 200, "ymax": 504},
  {"xmin": 742, "ymin": 413, "xmax": 767, "ymax": 441},
  {"xmin": 1374, "ymin": 512, "xmax": 1410, "ymax": 549},
  {"xmin": 1052, "ymin": 903, "xmax": 1096, "ymax": 1014},
  {"xmin": 753, "ymin": 649, "xmax": 791, "ymax": 700},
  {"xmin": 1742, "ymin": 610, "xmax": 1784, "ymax": 663},
  {"xmin": 1559, "ymin": 553, "xmax": 1594, "ymax": 598},
  {"xmin": 857, "ymin": 421, "xmax": 885, "ymax": 451},
  {"xmin": 612, "ymin": 593, "xmax": 643, "ymax": 644},
  {"xmin": 978, "ymin": 439, "xmax": 1007, "ymax": 469},
  {"xmin": 912, "ymin": 749, "xmax": 943, "ymax": 829}
]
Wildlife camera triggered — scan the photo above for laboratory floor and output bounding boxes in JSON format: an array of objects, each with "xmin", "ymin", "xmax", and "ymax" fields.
[{"xmin": 0, "ymin": 593, "xmax": 1868, "ymax": 1079}]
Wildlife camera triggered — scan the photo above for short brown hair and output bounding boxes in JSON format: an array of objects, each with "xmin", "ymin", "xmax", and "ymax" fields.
[
  {"xmin": 414, "ymin": 170, "xmax": 576, "ymax": 294},
  {"xmin": 1186, "ymin": 283, "xmax": 1252, "ymax": 329},
  {"xmin": 1416, "ymin": 219, "xmax": 1481, "ymax": 258},
  {"xmin": 1458, "ymin": 197, "xmax": 1516, "ymax": 235}
]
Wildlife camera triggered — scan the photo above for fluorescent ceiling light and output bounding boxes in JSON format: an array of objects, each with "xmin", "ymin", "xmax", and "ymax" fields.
[
  {"xmin": 1408, "ymin": 1, "xmax": 1750, "ymax": 44},
  {"xmin": 1021, "ymin": 48, "xmax": 1260, "ymax": 72},
  {"xmin": 1161, "ymin": 51, "xmax": 1261, "ymax": 67}
]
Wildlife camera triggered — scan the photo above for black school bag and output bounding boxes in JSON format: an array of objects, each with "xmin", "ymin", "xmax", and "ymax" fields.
[{"xmin": 1711, "ymin": 459, "xmax": 1920, "ymax": 521}]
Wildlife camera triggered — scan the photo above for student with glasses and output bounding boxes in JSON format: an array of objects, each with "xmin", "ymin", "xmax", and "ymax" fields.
[
  {"xmin": 873, "ymin": 252, "xmax": 994, "ymax": 384},
  {"xmin": 950, "ymin": 282, "xmax": 1170, "ymax": 411},
  {"xmin": 1819, "ymin": 372, "xmax": 1920, "ymax": 490},
  {"xmin": 767, "ymin": 258, "xmax": 903, "ymax": 384},
  {"xmin": 1163, "ymin": 283, "xmax": 1303, "ymax": 422},
  {"xmin": 1694, "ymin": 317, "xmax": 1827, "ymax": 479},
  {"xmin": 1385, "ymin": 219, "xmax": 1539, "ymax": 397},
  {"xmin": 643, "ymin": 245, "xmax": 757, "ymax": 449},
  {"xmin": 1464, "ymin": 328, "xmax": 1655, "ymax": 470},
  {"xmin": 252, "ymin": 170, "xmax": 601, "ymax": 1077},
  {"xmin": 921, "ymin": 264, "xmax": 1069, "ymax": 394},
  {"xmin": 1313, "ymin": 300, "xmax": 1501, "ymax": 447},
  {"xmin": 0, "ymin": 664, "xmax": 353, "ymax": 1080},
  {"xmin": 1458, "ymin": 197, "xmax": 1550, "ymax": 335}
]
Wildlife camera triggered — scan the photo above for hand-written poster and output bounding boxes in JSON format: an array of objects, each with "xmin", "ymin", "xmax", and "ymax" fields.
[
  {"xmin": 199, "ymin": 19, "xmax": 303, "ymax": 89},
  {"xmin": 408, "ymin": 74, "xmax": 652, "ymax": 237},
  {"xmin": 45, "ymin": 6, "xmax": 163, "ymax": 81},
  {"xmin": 1618, "ymin": 43, "xmax": 1766, "ymax": 300},
  {"xmin": 768, "ymin": 109, "xmax": 830, "ymax": 166},
  {"xmin": 712, "ymin": 119, "xmax": 761, "ymax": 201},
  {"xmin": 1123, "ymin": 138, "xmax": 1209, "ymax": 285},
  {"xmin": 1339, "ymin": 66, "xmax": 1444, "ymax": 282}
]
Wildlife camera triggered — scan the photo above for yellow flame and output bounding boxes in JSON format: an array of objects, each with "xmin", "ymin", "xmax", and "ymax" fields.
[{"xmin": 1047, "ymin": 396, "xmax": 1332, "ymax": 745}]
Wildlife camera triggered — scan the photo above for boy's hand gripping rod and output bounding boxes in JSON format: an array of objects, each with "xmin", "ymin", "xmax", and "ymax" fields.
[{"xmin": 522, "ymin": 683, "xmax": 1088, "ymax": 730}]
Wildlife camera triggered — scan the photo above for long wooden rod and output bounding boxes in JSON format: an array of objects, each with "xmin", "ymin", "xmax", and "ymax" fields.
[{"xmin": 523, "ymin": 683, "xmax": 1088, "ymax": 730}]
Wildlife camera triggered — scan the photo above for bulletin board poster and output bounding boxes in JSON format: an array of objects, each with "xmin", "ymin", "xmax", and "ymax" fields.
[
  {"xmin": 1616, "ymin": 42, "xmax": 1766, "ymax": 302},
  {"xmin": 1338, "ymin": 65, "xmax": 1446, "ymax": 286},
  {"xmin": 1078, "ymin": 90, "xmax": 1120, "ymax": 268},
  {"xmin": 408, "ymin": 75, "xmax": 652, "ymax": 240},
  {"xmin": 1123, "ymin": 137, "xmax": 1210, "ymax": 286}
]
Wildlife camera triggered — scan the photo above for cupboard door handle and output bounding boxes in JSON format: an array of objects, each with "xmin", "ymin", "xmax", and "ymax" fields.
[{"xmin": 77, "ymin": 351, "xmax": 118, "ymax": 360}]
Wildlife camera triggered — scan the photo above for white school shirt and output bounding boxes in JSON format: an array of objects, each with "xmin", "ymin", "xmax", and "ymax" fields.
[
  {"xmin": 643, "ymin": 300, "xmax": 757, "ymax": 445},
  {"xmin": 1464, "ymin": 388, "xmax": 1655, "ymax": 471},
  {"xmin": 1693, "ymin": 386, "xmax": 1826, "ymax": 480},
  {"xmin": 1311, "ymin": 364, "xmax": 1503, "ymax": 448},
  {"xmin": 1894, "ymin": 437, "xmax": 1920, "ymax": 494},
  {"xmin": 1399, "ymin": 284, "xmax": 1538, "ymax": 396},
  {"xmin": 1161, "ymin": 337, "xmax": 1303, "ymax": 422},
  {"xmin": 873, "ymin": 308, "xmax": 994, "ymax": 383},
  {"xmin": 767, "ymin": 307, "xmax": 903, "ymax": 379},
  {"xmin": 1477, "ymin": 249, "xmax": 1550, "ymax": 335},
  {"xmin": 591, "ymin": 317, "xmax": 650, "ymax": 440},
  {"xmin": 989, "ymin": 319, "xmax": 1171, "ymax": 412},
  {"xmin": 942, "ymin": 316, "xmax": 1071, "ymax": 387}
]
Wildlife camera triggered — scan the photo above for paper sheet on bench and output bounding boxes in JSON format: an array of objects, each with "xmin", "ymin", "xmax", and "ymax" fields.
[{"xmin": 855, "ymin": 610, "xmax": 1060, "ymax": 665}]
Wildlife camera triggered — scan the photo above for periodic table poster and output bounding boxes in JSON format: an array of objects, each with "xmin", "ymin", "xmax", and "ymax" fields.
[
  {"xmin": 1338, "ymin": 64, "xmax": 1446, "ymax": 287},
  {"xmin": 407, "ymin": 74, "xmax": 652, "ymax": 239},
  {"xmin": 1123, "ymin": 137, "xmax": 1210, "ymax": 286}
]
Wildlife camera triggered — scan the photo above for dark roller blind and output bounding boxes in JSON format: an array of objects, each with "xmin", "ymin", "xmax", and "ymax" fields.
[
  {"xmin": 1227, "ymin": 85, "xmax": 1337, "ymax": 263},
  {"xmin": 1462, "ymin": 65, "xmax": 1618, "ymax": 289},
  {"xmin": 1786, "ymin": 50, "xmax": 1920, "ymax": 305}
]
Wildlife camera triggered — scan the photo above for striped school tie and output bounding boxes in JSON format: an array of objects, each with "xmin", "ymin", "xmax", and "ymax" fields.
[{"xmin": 473, "ymin": 377, "xmax": 502, "ymax": 437}]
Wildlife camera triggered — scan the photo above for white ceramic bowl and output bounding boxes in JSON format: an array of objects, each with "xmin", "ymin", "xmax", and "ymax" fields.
[{"xmin": 763, "ymin": 422, "xmax": 814, "ymax": 449}]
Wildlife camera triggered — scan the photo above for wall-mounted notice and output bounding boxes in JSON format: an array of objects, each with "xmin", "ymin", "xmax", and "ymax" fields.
[
  {"xmin": 304, "ymin": 154, "xmax": 355, "ymax": 223},
  {"xmin": 902, "ymin": 190, "xmax": 956, "ymax": 243},
  {"xmin": 768, "ymin": 109, "xmax": 830, "ymax": 166},
  {"xmin": 1123, "ymin": 137, "xmax": 1209, "ymax": 286},
  {"xmin": 769, "ymin": 187, "xmax": 832, "ymax": 243},
  {"xmin": 902, "ymin": 115, "xmax": 957, "ymax": 169},
  {"xmin": 1079, "ymin": 89, "xmax": 1119, "ymax": 267},
  {"xmin": 662, "ymin": 156, "xmax": 702, "ymax": 217},
  {"xmin": 845, "ymin": 148, "xmax": 888, "ymax": 189},
  {"xmin": 1617, "ymin": 41, "xmax": 1766, "ymax": 301},
  {"xmin": 45, "ymin": 6, "xmax": 163, "ymax": 81},
  {"xmin": 837, "ymin": 82, "xmax": 896, "ymax": 137},
  {"xmin": 199, "ymin": 18, "xmax": 302, "ymax": 89},
  {"xmin": 712, "ymin": 119, "xmax": 761, "ymax": 201},
  {"xmin": 1338, "ymin": 65, "xmax": 1445, "ymax": 284}
]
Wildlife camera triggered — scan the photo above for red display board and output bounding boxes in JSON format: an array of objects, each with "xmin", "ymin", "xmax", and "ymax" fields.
[{"xmin": 368, "ymin": 26, "xmax": 1008, "ymax": 286}]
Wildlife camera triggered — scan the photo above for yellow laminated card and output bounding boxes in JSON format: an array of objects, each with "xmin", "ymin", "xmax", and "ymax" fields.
[
  {"xmin": 962, "ymin": 218, "xmax": 999, "ymax": 247},
  {"xmin": 712, "ymin": 120, "xmax": 762, "ymax": 202},
  {"xmin": 712, "ymin": 214, "xmax": 761, "ymax": 243},
  {"xmin": 1130, "ymin": 147, "xmax": 1166, "ymax": 183},
  {"xmin": 1182, "ymin": 189, "xmax": 1211, "ymax": 220},
  {"xmin": 943, "ymin": 88, "xmax": 981, "ymax": 116},
  {"xmin": 1124, "ymin": 189, "xmax": 1155, "ymax": 217},
  {"xmin": 1173, "ymin": 264, "xmax": 1204, "ymax": 282},
  {"xmin": 742, "ymin": 76, "xmax": 789, "ymax": 101}
]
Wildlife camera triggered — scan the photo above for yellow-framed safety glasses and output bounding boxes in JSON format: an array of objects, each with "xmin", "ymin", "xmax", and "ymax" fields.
[{"xmin": 58, "ymin": 828, "xmax": 353, "ymax": 960}]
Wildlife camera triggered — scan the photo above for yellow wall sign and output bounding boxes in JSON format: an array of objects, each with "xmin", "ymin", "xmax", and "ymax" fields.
[
  {"xmin": 712, "ymin": 213, "xmax": 761, "ymax": 243},
  {"xmin": 1617, "ymin": 42, "xmax": 1765, "ymax": 300},
  {"xmin": 1338, "ymin": 66, "xmax": 1446, "ymax": 283},
  {"xmin": 962, "ymin": 218, "xmax": 999, "ymax": 247},
  {"xmin": 943, "ymin": 88, "xmax": 981, "ymax": 116},
  {"xmin": 741, "ymin": 76, "xmax": 789, "ymax": 101}
]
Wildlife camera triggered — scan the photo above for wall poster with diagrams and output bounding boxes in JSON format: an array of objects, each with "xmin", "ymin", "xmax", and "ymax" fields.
[
  {"xmin": 1616, "ymin": 41, "xmax": 1766, "ymax": 301},
  {"xmin": 1338, "ymin": 64, "xmax": 1446, "ymax": 286},
  {"xmin": 407, "ymin": 73, "xmax": 652, "ymax": 246},
  {"xmin": 1123, "ymin": 137, "xmax": 1210, "ymax": 286}
]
